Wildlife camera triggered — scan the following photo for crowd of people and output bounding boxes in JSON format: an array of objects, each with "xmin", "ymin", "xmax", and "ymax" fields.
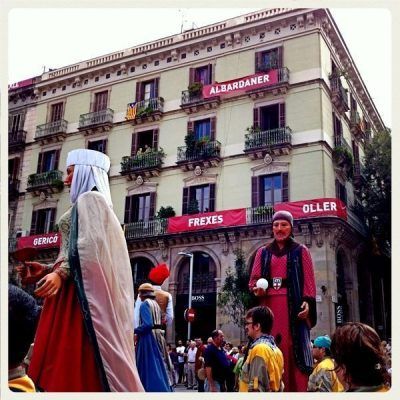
[{"xmin": 8, "ymin": 149, "xmax": 391, "ymax": 393}]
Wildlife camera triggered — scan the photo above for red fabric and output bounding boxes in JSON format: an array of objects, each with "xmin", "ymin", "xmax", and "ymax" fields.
[
  {"xmin": 28, "ymin": 278, "xmax": 103, "ymax": 392},
  {"xmin": 249, "ymin": 245, "xmax": 316, "ymax": 392},
  {"xmin": 149, "ymin": 263, "xmax": 170, "ymax": 284}
]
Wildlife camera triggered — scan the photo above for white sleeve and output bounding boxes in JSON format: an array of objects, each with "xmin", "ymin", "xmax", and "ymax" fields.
[
  {"xmin": 134, "ymin": 296, "xmax": 142, "ymax": 328},
  {"xmin": 166, "ymin": 293, "xmax": 174, "ymax": 326}
]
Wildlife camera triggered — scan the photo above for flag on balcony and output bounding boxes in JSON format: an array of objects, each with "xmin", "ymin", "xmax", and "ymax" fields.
[{"xmin": 126, "ymin": 102, "xmax": 138, "ymax": 120}]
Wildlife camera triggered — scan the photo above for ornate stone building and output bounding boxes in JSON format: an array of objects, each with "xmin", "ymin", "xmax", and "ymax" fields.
[{"xmin": 8, "ymin": 8, "xmax": 389, "ymax": 343}]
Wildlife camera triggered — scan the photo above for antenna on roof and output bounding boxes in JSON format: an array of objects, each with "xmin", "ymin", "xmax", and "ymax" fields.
[{"xmin": 179, "ymin": 9, "xmax": 187, "ymax": 33}]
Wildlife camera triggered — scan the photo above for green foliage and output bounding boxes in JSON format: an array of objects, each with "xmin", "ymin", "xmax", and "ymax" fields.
[
  {"xmin": 156, "ymin": 206, "xmax": 176, "ymax": 219},
  {"xmin": 188, "ymin": 81, "xmax": 203, "ymax": 95},
  {"xmin": 360, "ymin": 130, "xmax": 391, "ymax": 256},
  {"xmin": 52, "ymin": 179, "xmax": 65, "ymax": 191},
  {"xmin": 187, "ymin": 198, "xmax": 200, "ymax": 215},
  {"xmin": 217, "ymin": 249, "xmax": 257, "ymax": 327},
  {"xmin": 333, "ymin": 145, "xmax": 354, "ymax": 180}
]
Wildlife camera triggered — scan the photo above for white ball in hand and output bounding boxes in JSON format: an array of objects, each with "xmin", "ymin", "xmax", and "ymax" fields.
[{"xmin": 256, "ymin": 278, "xmax": 269, "ymax": 290}]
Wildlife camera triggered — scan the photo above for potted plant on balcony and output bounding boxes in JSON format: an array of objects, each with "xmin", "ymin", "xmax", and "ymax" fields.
[
  {"xmin": 184, "ymin": 131, "xmax": 196, "ymax": 158},
  {"xmin": 188, "ymin": 82, "xmax": 203, "ymax": 96},
  {"xmin": 333, "ymin": 145, "xmax": 354, "ymax": 179},
  {"xmin": 52, "ymin": 179, "xmax": 65, "ymax": 192},
  {"xmin": 187, "ymin": 198, "xmax": 200, "ymax": 215},
  {"xmin": 156, "ymin": 206, "xmax": 176, "ymax": 231}
]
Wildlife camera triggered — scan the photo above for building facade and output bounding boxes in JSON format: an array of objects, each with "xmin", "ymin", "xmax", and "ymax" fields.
[{"xmin": 8, "ymin": 8, "xmax": 390, "ymax": 343}]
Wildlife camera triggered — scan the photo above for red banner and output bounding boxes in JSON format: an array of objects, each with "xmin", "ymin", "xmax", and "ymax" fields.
[
  {"xmin": 8, "ymin": 78, "xmax": 35, "ymax": 90},
  {"xmin": 274, "ymin": 198, "xmax": 347, "ymax": 220},
  {"xmin": 17, "ymin": 232, "xmax": 60, "ymax": 250},
  {"xmin": 167, "ymin": 208, "xmax": 246, "ymax": 233},
  {"xmin": 202, "ymin": 70, "xmax": 279, "ymax": 98}
]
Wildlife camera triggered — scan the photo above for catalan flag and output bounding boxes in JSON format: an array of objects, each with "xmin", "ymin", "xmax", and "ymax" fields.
[{"xmin": 126, "ymin": 102, "xmax": 138, "ymax": 120}]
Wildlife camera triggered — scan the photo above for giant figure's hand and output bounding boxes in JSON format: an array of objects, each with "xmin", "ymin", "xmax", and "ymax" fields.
[
  {"xmin": 34, "ymin": 272, "xmax": 62, "ymax": 298},
  {"xmin": 15, "ymin": 261, "xmax": 47, "ymax": 285},
  {"xmin": 297, "ymin": 301, "xmax": 309, "ymax": 320},
  {"xmin": 252, "ymin": 286, "xmax": 267, "ymax": 297}
]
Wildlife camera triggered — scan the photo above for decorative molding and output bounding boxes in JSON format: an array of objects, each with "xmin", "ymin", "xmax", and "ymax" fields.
[
  {"xmin": 183, "ymin": 172, "xmax": 217, "ymax": 187},
  {"xmin": 127, "ymin": 178, "xmax": 157, "ymax": 195},
  {"xmin": 158, "ymin": 239, "xmax": 169, "ymax": 260},
  {"xmin": 218, "ymin": 233, "xmax": 229, "ymax": 255},
  {"xmin": 32, "ymin": 197, "xmax": 58, "ymax": 210},
  {"xmin": 251, "ymin": 161, "xmax": 289, "ymax": 176},
  {"xmin": 300, "ymin": 223, "xmax": 312, "ymax": 247},
  {"xmin": 311, "ymin": 222, "xmax": 323, "ymax": 247}
]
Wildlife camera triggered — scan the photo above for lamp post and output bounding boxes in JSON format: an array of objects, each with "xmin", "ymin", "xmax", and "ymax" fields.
[{"xmin": 178, "ymin": 251, "xmax": 194, "ymax": 341}]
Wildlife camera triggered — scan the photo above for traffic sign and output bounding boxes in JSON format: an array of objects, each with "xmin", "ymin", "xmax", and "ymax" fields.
[{"xmin": 184, "ymin": 307, "xmax": 196, "ymax": 322}]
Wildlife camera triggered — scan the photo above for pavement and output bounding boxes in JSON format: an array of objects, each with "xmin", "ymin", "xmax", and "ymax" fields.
[{"xmin": 173, "ymin": 383, "xmax": 199, "ymax": 392}]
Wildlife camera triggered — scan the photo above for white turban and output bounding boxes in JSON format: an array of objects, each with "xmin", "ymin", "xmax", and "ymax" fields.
[{"xmin": 66, "ymin": 149, "xmax": 112, "ymax": 207}]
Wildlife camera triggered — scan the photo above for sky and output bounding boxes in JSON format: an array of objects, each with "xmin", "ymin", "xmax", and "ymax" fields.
[{"xmin": 8, "ymin": 7, "xmax": 391, "ymax": 127}]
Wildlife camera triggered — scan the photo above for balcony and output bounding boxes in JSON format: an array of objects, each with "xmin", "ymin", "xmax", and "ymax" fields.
[
  {"xmin": 9, "ymin": 179, "xmax": 20, "ymax": 201},
  {"xmin": 26, "ymin": 170, "xmax": 64, "ymax": 195},
  {"xmin": 126, "ymin": 98, "xmax": 164, "ymax": 125},
  {"xmin": 9, "ymin": 130, "xmax": 27, "ymax": 153},
  {"xmin": 78, "ymin": 108, "xmax": 114, "ymax": 134},
  {"xmin": 176, "ymin": 140, "xmax": 222, "ymax": 171},
  {"xmin": 247, "ymin": 67, "xmax": 290, "ymax": 99},
  {"xmin": 334, "ymin": 135, "xmax": 352, "ymax": 154},
  {"xmin": 329, "ymin": 76, "xmax": 349, "ymax": 114},
  {"xmin": 35, "ymin": 119, "xmax": 68, "ymax": 143},
  {"xmin": 333, "ymin": 136, "xmax": 354, "ymax": 181},
  {"xmin": 353, "ymin": 162, "xmax": 367, "ymax": 189},
  {"xmin": 244, "ymin": 127, "xmax": 292, "ymax": 159},
  {"xmin": 124, "ymin": 219, "xmax": 167, "ymax": 239},
  {"xmin": 120, "ymin": 150, "xmax": 164, "ymax": 180},
  {"xmin": 181, "ymin": 85, "xmax": 220, "ymax": 114},
  {"xmin": 350, "ymin": 110, "xmax": 364, "ymax": 138}
]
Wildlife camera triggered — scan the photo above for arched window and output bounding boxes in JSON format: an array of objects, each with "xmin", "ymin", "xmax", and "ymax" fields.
[{"xmin": 131, "ymin": 257, "xmax": 154, "ymax": 293}]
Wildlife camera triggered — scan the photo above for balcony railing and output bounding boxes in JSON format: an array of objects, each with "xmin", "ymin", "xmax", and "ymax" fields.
[
  {"xmin": 254, "ymin": 65, "xmax": 290, "ymax": 83},
  {"xmin": 179, "ymin": 272, "xmax": 216, "ymax": 293},
  {"xmin": 27, "ymin": 170, "xmax": 63, "ymax": 189},
  {"xmin": 247, "ymin": 206, "xmax": 275, "ymax": 224},
  {"xmin": 334, "ymin": 135, "xmax": 353, "ymax": 155},
  {"xmin": 135, "ymin": 97, "xmax": 164, "ymax": 117},
  {"xmin": 124, "ymin": 219, "xmax": 167, "ymax": 239},
  {"xmin": 120, "ymin": 151, "xmax": 164, "ymax": 174},
  {"xmin": 35, "ymin": 119, "xmax": 68, "ymax": 140},
  {"xmin": 330, "ymin": 77, "xmax": 349, "ymax": 110},
  {"xmin": 244, "ymin": 127, "xmax": 292, "ymax": 151},
  {"xmin": 177, "ymin": 140, "xmax": 221, "ymax": 163},
  {"xmin": 350, "ymin": 110, "xmax": 362, "ymax": 128},
  {"xmin": 9, "ymin": 130, "xmax": 27, "ymax": 147},
  {"xmin": 78, "ymin": 108, "xmax": 114, "ymax": 129},
  {"xmin": 9, "ymin": 179, "xmax": 20, "ymax": 200}
]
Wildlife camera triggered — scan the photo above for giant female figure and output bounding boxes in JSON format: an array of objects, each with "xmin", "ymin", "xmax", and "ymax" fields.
[
  {"xmin": 249, "ymin": 210, "xmax": 316, "ymax": 391},
  {"xmin": 19, "ymin": 149, "xmax": 144, "ymax": 392}
]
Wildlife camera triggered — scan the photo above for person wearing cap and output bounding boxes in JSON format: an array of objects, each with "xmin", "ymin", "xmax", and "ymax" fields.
[
  {"xmin": 307, "ymin": 335, "xmax": 343, "ymax": 392},
  {"xmin": 249, "ymin": 210, "xmax": 317, "ymax": 391},
  {"xmin": 134, "ymin": 263, "xmax": 174, "ymax": 331},
  {"xmin": 17, "ymin": 149, "xmax": 144, "ymax": 392},
  {"xmin": 134, "ymin": 283, "xmax": 172, "ymax": 392}
]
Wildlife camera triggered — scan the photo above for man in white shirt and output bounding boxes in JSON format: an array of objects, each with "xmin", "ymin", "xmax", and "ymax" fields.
[
  {"xmin": 186, "ymin": 341, "xmax": 198, "ymax": 390},
  {"xmin": 176, "ymin": 340, "xmax": 186, "ymax": 384}
]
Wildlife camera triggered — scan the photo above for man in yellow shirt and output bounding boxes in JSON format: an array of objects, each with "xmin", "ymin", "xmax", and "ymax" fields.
[
  {"xmin": 239, "ymin": 306, "xmax": 284, "ymax": 392},
  {"xmin": 307, "ymin": 335, "xmax": 343, "ymax": 392}
]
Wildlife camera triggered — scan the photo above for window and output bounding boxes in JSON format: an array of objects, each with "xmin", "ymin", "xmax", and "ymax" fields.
[
  {"xmin": 9, "ymin": 157, "xmax": 20, "ymax": 180},
  {"xmin": 93, "ymin": 91, "xmax": 108, "ymax": 112},
  {"xmin": 30, "ymin": 208, "xmax": 56, "ymax": 235},
  {"xmin": 333, "ymin": 113, "xmax": 343, "ymax": 141},
  {"xmin": 9, "ymin": 113, "xmax": 25, "ymax": 134},
  {"xmin": 187, "ymin": 118, "xmax": 216, "ymax": 141},
  {"xmin": 50, "ymin": 102, "xmax": 63, "ymax": 122},
  {"xmin": 189, "ymin": 65, "xmax": 212, "ymax": 85},
  {"xmin": 350, "ymin": 93, "xmax": 357, "ymax": 112},
  {"xmin": 252, "ymin": 173, "xmax": 288, "ymax": 207},
  {"xmin": 135, "ymin": 78, "xmax": 159, "ymax": 102},
  {"xmin": 255, "ymin": 47, "xmax": 282, "ymax": 72},
  {"xmin": 352, "ymin": 140, "xmax": 360, "ymax": 174},
  {"xmin": 88, "ymin": 139, "xmax": 107, "ymax": 154},
  {"xmin": 335, "ymin": 179, "xmax": 347, "ymax": 206},
  {"xmin": 131, "ymin": 129, "xmax": 159, "ymax": 155},
  {"xmin": 254, "ymin": 103, "xmax": 285, "ymax": 131},
  {"xmin": 124, "ymin": 193, "xmax": 156, "ymax": 223},
  {"xmin": 37, "ymin": 150, "xmax": 60, "ymax": 173},
  {"xmin": 182, "ymin": 184, "xmax": 216, "ymax": 215}
]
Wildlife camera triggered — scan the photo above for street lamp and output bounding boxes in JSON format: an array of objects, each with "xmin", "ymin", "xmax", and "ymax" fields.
[{"xmin": 178, "ymin": 251, "xmax": 194, "ymax": 341}]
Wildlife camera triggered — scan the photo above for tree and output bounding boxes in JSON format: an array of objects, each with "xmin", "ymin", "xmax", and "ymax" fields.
[
  {"xmin": 217, "ymin": 249, "xmax": 257, "ymax": 327},
  {"xmin": 360, "ymin": 129, "xmax": 391, "ymax": 256}
]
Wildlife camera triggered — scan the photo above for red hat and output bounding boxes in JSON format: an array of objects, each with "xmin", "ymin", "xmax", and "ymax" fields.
[{"xmin": 149, "ymin": 263, "xmax": 170, "ymax": 285}]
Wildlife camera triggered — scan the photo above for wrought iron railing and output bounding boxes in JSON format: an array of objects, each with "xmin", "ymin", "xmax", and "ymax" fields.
[
  {"xmin": 330, "ymin": 77, "xmax": 349, "ymax": 109},
  {"xmin": 124, "ymin": 219, "xmax": 167, "ymax": 239},
  {"xmin": 35, "ymin": 119, "xmax": 68, "ymax": 139},
  {"xmin": 78, "ymin": 108, "xmax": 114, "ymax": 129},
  {"xmin": 244, "ymin": 127, "xmax": 292, "ymax": 151},
  {"xmin": 177, "ymin": 140, "xmax": 221, "ymax": 163},
  {"xmin": 120, "ymin": 151, "xmax": 163, "ymax": 174},
  {"xmin": 334, "ymin": 135, "xmax": 353, "ymax": 155},
  {"xmin": 27, "ymin": 170, "xmax": 63, "ymax": 189},
  {"xmin": 9, "ymin": 130, "xmax": 27, "ymax": 146},
  {"xmin": 247, "ymin": 206, "xmax": 275, "ymax": 224},
  {"xmin": 254, "ymin": 66, "xmax": 290, "ymax": 83},
  {"xmin": 132, "ymin": 97, "xmax": 164, "ymax": 117},
  {"xmin": 179, "ymin": 272, "xmax": 216, "ymax": 293},
  {"xmin": 350, "ymin": 110, "xmax": 361, "ymax": 127}
]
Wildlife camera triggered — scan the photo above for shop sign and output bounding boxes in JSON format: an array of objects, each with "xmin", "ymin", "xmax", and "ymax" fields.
[
  {"xmin": 17, "ymin": 232, "xmax": 60, "ymax": 250},
  {"xmin": 274, "ymin": 198, "xmax": 347, "ymax": 220},
  {"xmin": 335, "ymin": 304, "xmax": 344, "ymax": 325},
  {"xmin": 167, "ymin": 208, "xmax": 246, "ymax": 233},
  {"xmin": 8, "ymin": 78, "xmax": 35, "ymax": 90},
  {"xmin": 202, "ymin": 70, "xmax": 278, "ymax": 98}
]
